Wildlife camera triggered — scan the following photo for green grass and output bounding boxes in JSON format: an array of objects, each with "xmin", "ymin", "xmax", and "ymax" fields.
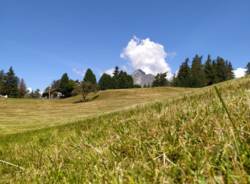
[
  {"xmin": 0, "ymin": 87, "xmax": 191, "ymax": 135},
  {"xmin": 0, "ymin": 77, "xmax": 250, "ymax": 183}
]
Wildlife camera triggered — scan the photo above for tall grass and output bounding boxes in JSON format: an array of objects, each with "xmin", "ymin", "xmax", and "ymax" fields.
[{"xmin": 0, "ymin": 77, "xmax": 250, "ymax": 183}]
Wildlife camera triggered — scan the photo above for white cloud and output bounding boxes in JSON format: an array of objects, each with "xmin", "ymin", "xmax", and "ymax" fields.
[
  {"xmin": 121, "ymin": 36, "xmax": 172, "ymax": 79},
  {"xmin": 73, "ymin": 68, "xmax": 85, "ymax": 77},
  {"xmin": 104, "ymin": 68, "xmax": 114, "ymax": 76},
  {"xmin": 103, "ymin": 65, "xmax": 128, "ymax": 77},
  {"xmin": 233, "ymin": 68, "xmax": 247, "ymax": 78}
]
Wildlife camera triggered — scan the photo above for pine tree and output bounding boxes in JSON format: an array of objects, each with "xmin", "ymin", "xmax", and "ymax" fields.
[
  {"xmin": 215, "ymin": 57, "xmax": 228, "ymax": 83},
  {"xmin": 113, "ymin": 66, "xmax": 119, "ymax": 77},
  {"xmin": 204, "ymin": 55, "xmax": 216, "ymax": 85},
  {"xmin": 116, "ymin": 71, "xmax": 134, "ymax": 89},
  {"xmin": 246, "ymin": 62, "xmax": 250, "ymax": 75},
  {"xmin": 113, "ymin": 66, "xmax": 120, "ymax": 89},
  {"xmin": 226, "ymin": 61, "xmax": 234, "ymax": 80},
  {"xmin": 191, "ymin": 55, "xmax": 206, "ymax": 87},
  {"xmin": 152, "ymin": 73, "xmax": 168, "ymax": 87},
  {"xmin": 18, "ymin": 78, "xmax": 27, "ymax": 98},
  {"xmin": 3, "ymin": 67, "xmax": 19, "ymax": 97},
  {"xmin": 0, "ymin": 70, "xmax": 5, "ymax": 95},
  {"xmin": 171, "ymin": 74, "xmax": 178, "ymax": 87},
  {"xmin": 59, "ymin": 73, "xmax": 74, "ymax": 97},
  {"xmin": 84, "ymin": 69, "xmax": 97, "ymax": 84},
  {"xmin": 111, "ymin": 67, "xmax": 133, "ymax": 89},
  {"xmin": 99, "ymin": 73, "xmax": 114, "ymax": 90},
  {"xmin": 176, "ymin": 58, "xmax": 191, "ymax": 87}
]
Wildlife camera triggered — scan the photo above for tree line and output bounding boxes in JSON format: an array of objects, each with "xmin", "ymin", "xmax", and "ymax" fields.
[
  {"xmin": 1, "ymin": 58, "xmax": 250, "ymax": 99},
  {"xmin": 43, "ymin": 55, "xmax": 238, "ymax": 101},
  {"xmin": 0, "ymin": 67, "xmax": 40, "ymax": 98},
  {"xmin": 172, "ymin": 55, "xmax": 235, "ymax": 88},
  {"xmin": 42, "ymin": 67, "xmax": 134, "ymax": 100}
]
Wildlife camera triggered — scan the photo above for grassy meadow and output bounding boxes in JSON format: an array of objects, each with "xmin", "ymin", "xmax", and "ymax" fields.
[
  {"xmin": 0, "ymin": 77, "xmax": 250, "ymax": 183},
  {"xmin": 0, "ymin": 87, "xmax": 191, "ymax": 135}
]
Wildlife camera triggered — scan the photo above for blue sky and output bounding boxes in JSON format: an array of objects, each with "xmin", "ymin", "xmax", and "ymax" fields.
[{"xmin": 1, "ymin": 0, "xmax": 250, "ymax": 90}]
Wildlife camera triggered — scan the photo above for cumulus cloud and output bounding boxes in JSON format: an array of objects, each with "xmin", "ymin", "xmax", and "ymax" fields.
[
  {"xmin": 233, "ymin": 68, "xmax": 247, "ymax": 78},
  {"xmin": 120, "ymin": 36, "xmax": 172, "ymax": 79}
]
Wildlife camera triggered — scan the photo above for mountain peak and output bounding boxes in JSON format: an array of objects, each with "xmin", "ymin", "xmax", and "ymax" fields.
[
  {"xmin": 133, "ymin": 69, "xmax": 146, "ymax": 75},
  {"xmin": 132, "ymin": 69, "xmax": 155, "ymax": 86}
]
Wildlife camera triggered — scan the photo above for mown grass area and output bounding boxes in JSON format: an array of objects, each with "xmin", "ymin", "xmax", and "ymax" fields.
[
  {"xmin": 0, "ymin": 77, "xmax": 250, "ymax": 183},
  {"xmin": 0, "ymin": 87, "xmax": 191, "ymax": 135}
]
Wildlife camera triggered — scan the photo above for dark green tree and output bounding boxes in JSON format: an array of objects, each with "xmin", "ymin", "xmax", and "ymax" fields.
[
  {"xmin": 3, "ymin": 67, "xmax": 19, "ymax": 97},
  {"xmin": 246, "ymin": 62, "xmax": 250, "ymax": 75},
  {"xmin": 18, "ymin": 78, "xmax": 27, "ymax": 98},
  {"xmin": 84, "ymin": 69, "xmax": 97, "ymax": 84},
  {"xmin": 112, "ymin": 67, "xmax": 133, "ymax": 89},
  {"xmin": 215, "ymin": 57, "xmax": 228, "ymax": 83},
  {"xmin": 171, "ymin": 74, "xmax": 177, "ymax": 86},
  {"xmin": 226, "ymin": 61, "xmax": 234, "ymax": 80},
  {"xmin": 152, "ymin": 73, "xmax": 168, "ymax": 87},
  {"xmin": 176, "ymin": 58, "xmax": 191, "ymax": 87},
  {"xmin": 59, "ymin": 73, "xmax": 74, "ymax": 98},
  {"xmin": 116, "ymin": 71, "xmax": 134, "ymax": 89},
  {"xmin": 0, "ymin": 70, "xmax": 5, "ymax": 94},
  {"xmin": 113, "ymin": 66, "xmax": 119, "ymax": 77},
  {"xmin": 191, "ymin": 55, "xmax": 206, "ymax": 87},
  {"xmin": 204, "ymin": 55, "xmax": 216, "ymax": 85},
  {"xmin": 112, "ymin": 66, "xmax": 120, "ymax": 89},
  {"xmin": 98, "ymin": 73, "xmax": 114, "ymax": 90}
]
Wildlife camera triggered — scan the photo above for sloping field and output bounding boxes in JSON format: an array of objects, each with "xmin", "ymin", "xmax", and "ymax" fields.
[
  {"xmin": 0, "ymin": 87, "xmax": 191, "ymax": 135},
  {"xmin": 0, "ymin": 77, "xmax": 250, "ymax": 183}
]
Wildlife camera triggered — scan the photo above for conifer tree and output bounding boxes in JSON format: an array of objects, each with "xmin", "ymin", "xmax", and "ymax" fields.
[
  {"xmin": 191, "ymin": 55, "xmax": 206, "ymax": 87},
  {"xmin": 111, "ymin": 67, "xmax": 133, "ymax": 89},
  {"xmin": 116, "ymin": 71, "xmax": 134, "ymax": 89},
  {"xmin": 176, "ymin": 58, "xmax": 191, "ymax": 87},
  {"xmin": 152, "ymin": 73, "xmax": 168, "ymax": 87},
  {"xmin": 18, "ymin": 78, "xmax": 27, "ymax": 98},
  {"xmin": 204, "ymin": 55, "xmax": 216, "ymax": 85},
  {"xmin": 215, "ymin": 57, "xmax": 228, "ymax": 83},
  {"xmin": 98, "ymin": 73, "xmax": 114, "ymax": 90},
  {"xmin": 0, "ymin": 70, "xmax": 4, "ymax": 94},
  {"xmin": 112, "ymin": 66, "xmax": 120, "ymax": 89},
  {"xmin": 114, "ymin": 66, "xmax": 120, "ymax": 76},
  {"xmin": 84, "ymin": 69, "xmax": 97, "ymax": 84},
  {"xmin": 226, "ymin": 61, "xmax": 234, "ymax": 80},
  {"xmin": 246, "ymin": 62, "xmax": 250, "ymax": 75},
  {"xmin": 3, "ymin": 67, "xmax": 19, "ymax": 97},
  {"xmin": 171, "ymin": 74, "xmax": 178, "ymax": 87},
  {"xmin": 59, "ymin": 73, "xmax": 74, "ymax": 97}
]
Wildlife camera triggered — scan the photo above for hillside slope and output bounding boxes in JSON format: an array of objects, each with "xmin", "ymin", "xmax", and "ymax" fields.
[
  {"xmin": 0, "ymin": 87, "xmax": 191, "ymax": 135},
  {"xmin": 0, "ymin": 77, "xmax": 250, "ymax": 183}
]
